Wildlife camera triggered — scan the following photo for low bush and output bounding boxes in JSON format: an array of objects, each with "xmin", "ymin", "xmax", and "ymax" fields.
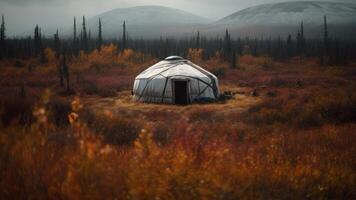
[
  {"xmin": 48, "ymin": 97, "xmax": 72, "ymax": 127},
  {"xmin": 90, "ymin": 114, "xmax": 143, "ymax": 146},
  {"xmin": 0, "ymin": 96, "xmax": 34, "ymax": 127},
  {"xmin": 246, "ymin": 86, "xmax": 356, "ymax": 128}
]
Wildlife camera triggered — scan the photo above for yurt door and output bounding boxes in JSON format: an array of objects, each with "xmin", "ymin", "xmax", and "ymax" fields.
[{"xmin": 173, "ymin": 80, "xmax": 189, "ymax": 105}]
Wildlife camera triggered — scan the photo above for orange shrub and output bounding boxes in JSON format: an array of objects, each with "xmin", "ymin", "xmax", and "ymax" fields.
[
  {"xmin": 246, "ymin": 86, "xmax": 356, "ymax": 128},
  {"xmin": 187, "ymin": 48, "xmax": 204, "ymax": 63}
]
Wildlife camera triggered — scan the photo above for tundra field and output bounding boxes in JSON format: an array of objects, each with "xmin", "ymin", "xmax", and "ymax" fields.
[{"xmin": 0, "ymin": 46, "xmax": 356, "ymax": 199}]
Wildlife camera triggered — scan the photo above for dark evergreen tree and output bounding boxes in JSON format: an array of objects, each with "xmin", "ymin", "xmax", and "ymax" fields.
[
  {"xmin": 300, "ymin": 21, "xmax": 305, "ymax": 54},
  {"xmin": 73, "ymin": 17, "xmax": 79, "ymax": 56},
  {"xmin": 0, "ymin": 15, "xmax": 6, "ymax": 59},
  {"xmin": 323, "ymin": 15, "xmax": 329, "ymax": 63},
  {"xmin": 35, "ymin": 27, "xmax": 47, "ymax": 63},
  {"xmin": 34, "ymin": 25, "xmax": 44, "ymax": 57},
  {"xmin": 296, "ymin": 30, "xmax": 301, "ymax": 55},
  {"xmin": 97, "ymin": 18, "xmax": 103, "ymax": 51},
  {"xmin": 223, "ymin": 29, "xmax": 231, "ymax": 59},
  {"xmin": 54, "ymin": 30, "xmax": 60, "ymax": 59},
  {"xmin": 122, "ymin": 21, "xmax": 127, "ymax": 51},
  {"xmin": 300, "ymin": 22, "xmax": 304, "ymax": 38},
  {"xmin": 82, "ymin": 16, "xmax": 88, "ymax": 52}
]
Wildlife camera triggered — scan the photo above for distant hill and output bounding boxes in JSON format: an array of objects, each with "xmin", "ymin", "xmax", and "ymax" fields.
[
  {"xmin": 65, "ymin": 2, "xmax": 356, "ymax": 39},
  {"xmin": 85, "ymin": 6, "xmax": 211, "ymax": 38},
  {"xmin": 205, "ymin": 1, "xmax": 356, "ymax": 39}
]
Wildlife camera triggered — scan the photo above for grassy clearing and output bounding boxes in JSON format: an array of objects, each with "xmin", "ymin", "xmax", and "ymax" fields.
[{"xmin": 0, "ymin": 45, "xmax": 355, "ymax": 199}]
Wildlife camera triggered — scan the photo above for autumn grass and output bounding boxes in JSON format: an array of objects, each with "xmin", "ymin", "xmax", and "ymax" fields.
[
  {"xmin": 0, "ymin": 100, "xmax": 355, "ymax": 199},
  {"xmin": 0, "ymin": 45, "xmax": 355, "ymax": 199}
]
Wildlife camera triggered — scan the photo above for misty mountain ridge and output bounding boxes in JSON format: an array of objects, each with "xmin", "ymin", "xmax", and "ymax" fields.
[
  {"xmin": 216, "ymin": 1, "xmax": 356, "ymax": 26},
  {"xmin": 205, "ymin": 1, "xmax": 356, "ymax": 38},
  {"xmin": 33, "ymin": 2, "xmax": 356, "ymax": 39},
  {"xmin": 84, "ymin": 5, "xmax": 211, "ymax": 38},
  {"xmin": 94, "ymin": 6, "xmax": 211, "ymax": 26}
]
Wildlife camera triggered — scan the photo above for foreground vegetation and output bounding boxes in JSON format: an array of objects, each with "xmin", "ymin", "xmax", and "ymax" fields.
[{"xmin": 0, "ymin": 46, "xmax": 355, "ymax": 199}]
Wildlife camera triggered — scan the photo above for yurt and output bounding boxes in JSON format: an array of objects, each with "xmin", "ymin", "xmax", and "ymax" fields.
[{"xmin": 133, "ymin": 56, "xmax": 220, "ymax": 104}]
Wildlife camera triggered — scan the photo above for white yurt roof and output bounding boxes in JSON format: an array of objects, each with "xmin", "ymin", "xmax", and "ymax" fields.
[
  {"xmin": 136, "ymin": 56, "xmax": 217, "ymax": 80},
  {"xmin": 133, "ymin": 56, "xmax": 220, "ymax": 104}
]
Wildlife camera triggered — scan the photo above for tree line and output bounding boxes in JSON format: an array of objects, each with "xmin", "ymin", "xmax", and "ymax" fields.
[{"xmin": 0, "ymin": 14, "xmax": 355, "ymax": 67}]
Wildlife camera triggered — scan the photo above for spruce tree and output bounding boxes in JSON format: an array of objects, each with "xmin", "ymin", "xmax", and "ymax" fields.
[
  {"xmin": 300, "ymin": 21, "xmax": 305, "ymax": 54},
  {"xmin": 82, "ymin": 16, "xmax": 88, "ymax": 52},
  {"xmin": 0, "ymin": 15, "xmax": 6, "ymax": 59},
  {"xmin": 0, "ymin": 15, "xmax": 4, "ymax": 41},
  {"xmin": 34, "ymin": 25, "xmax": 43, "ymax": 56},
  {"xmin": 73, "ymin": 17, "xmax": 77, "ymax": 42},
  {"xmin": 54, "ymin": 30, "xmax": 60, "ymax": 59},
  {"xmin": 296, "ymin": 30, "xmax": 301, "ymax": 55},
  {"xmin": 73, "ymin": 17, "xmax": 79, "ymax": 56},
  {"xmin": 323, "ymin": 16, "xmax": 329, "ymax": 63},
  {"xmin": 34, "ymin": 25, "xmax": 39, "ymax": 55},
  {"xmin": 224, "ymin": 29, "xmax": 231, "ymax": 59},
  {"xmin": 38, "ymin": 28, "xmax": 47, "ymax": 64},
  {"xmin": 122, "ymin": 21, "xmax": 127, "ymax": 51},
  {"xmin": 98, "ymin": 18, "xmax": 103, "ymax": 51}
]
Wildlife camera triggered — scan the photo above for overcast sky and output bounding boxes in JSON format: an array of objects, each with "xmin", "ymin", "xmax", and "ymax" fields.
[{"xmin": 0, "ymin": 0, "xmax": 354, "ymax": 36}]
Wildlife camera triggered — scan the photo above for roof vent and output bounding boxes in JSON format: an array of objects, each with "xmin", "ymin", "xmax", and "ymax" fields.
[{"xmin": 164, "ymin": 56, "xmax": 183, "ymax": 61}]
